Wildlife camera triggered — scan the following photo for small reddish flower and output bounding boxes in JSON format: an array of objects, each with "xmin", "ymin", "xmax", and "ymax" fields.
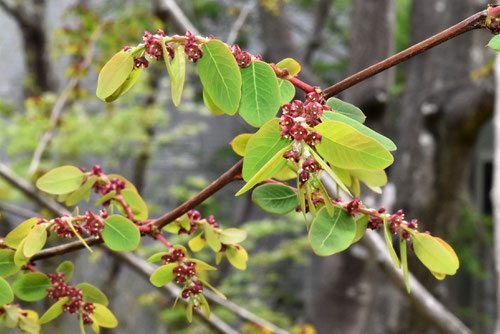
[{"xmin": 290, "ymin": 124, "xmax": 308, "ymax": 140}]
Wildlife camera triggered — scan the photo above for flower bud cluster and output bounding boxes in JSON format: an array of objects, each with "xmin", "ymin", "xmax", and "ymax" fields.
[
  {"xmin": 39, "ymin": 208, "xmax": 108, "ymax": 239},
  {"xmin": 295, "ymin": 187, "xmax": 325, "ymax": 213},
  {"xmin": 183, "ymin": 31, "xmax": 202, "ymax": 62},
  {"xmin": 230, "ymin": 44, "xmax": 261, "ymax": 68},
  {"xmin": 177, "ymin": 210, "xmax": 219, "ymax": 235},
  {"xmin": 46, "ymin": 273, "xmax": 95, "ymax": 325},
  {"xmin": 160, "ymin": 249, "xmax": 203, "ymax": 298}
]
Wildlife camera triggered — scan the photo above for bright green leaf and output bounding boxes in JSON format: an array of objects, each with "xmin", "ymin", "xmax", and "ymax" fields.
[
  {"xmin": 239, "ymin": 61, "xmax": 281, "ymax": 127},
  {"xmin": 309, "ymin": 207, "xmax": 356, "ymax": 256},
  {"xmin": 23, "ymin": 224, "xmax": 49, "ymax": 257},
  {"xmin": 116, "ymin": 189, "xmax": 149, "ymax": 220},
  {"xmin": 150, "ymin": 263, "xmax": 177, "ymax": 287},
  {"xmin": 39, "ymin": 297, "xmax": 70, "ymax": 324},
  {"xmin": 96, "ymin": 50, "xmax": 134, "ymax": 101},
  {"xmin": 488, "ymin": 34, "xmax": 500, "ymax": 51},
  {"xmin": 278, "ymin": 79, "xmax": 295, "ymax": 105},
  {"xmin": 231, "ymin": 133, "xmax": 253, "ymax": 157},
  {"xmin": 199, "ymin": 294, "xmax": 210, "ymax": 319},
  {"xmin": 203, "ymin": 224, "xmax": 221, "ymax": 252},
  {"xmin": 76, "ymin": 283, "xmax": 109, "ymax": 306},
  {"xmin": 252, "ymin": 183, "xmax": 298, "ymax": 215},
  {"xmin": 321, "ymin": 111, "xmax": 396, "ymax": 151},
  {"xmin": 162, "ymin": 41, "xmax": 186, "ymax": 106},
  {"xmin": 56, "ymin": 261, "xmax": 74, "ymax": 283},
  {"xmin": 92, "ymin": 304, "xmax": 118, "ymax": 328},
  {"xmin": 66, "ymin": 176, "xmax": 98, "ymax": 206},
  {"xmin": 186, "ymin": 298, "xmax": 194, "ymax": 323},
  {"xmin": 203, "ymin": 88, "xmax": 225, "ymax": 115},
  {"xmin": 305, "ymin": 181, "xmax": 317, "ymax": 216},
  {"xmin": 226, "ymin": 245, "xmax": 248, "ymax": 270},
  {"xmin": 102, "ymin": 215, "xmax": 140, "ymax": 251},
  {"xmin": 326, "ymin": 97, "xmax": 366, "ymax": 123},
  {"xmin": 0, "ymin": 277, "xmax": 13, "ymax": 305},
  {"xmin": 400, "ymin": 237, "xmax": 410, "ymax": 293},
  {"xmin": 19, "ymin": 311, "xmax": 40, "ymax": 333},
  {"xmin": 413, "ymin": 233, "xmax": 459, "ymax": 275},
  {"xmin": 350, "ymin": 169, "xmax": 387, "ymax": 187},
  {"xmin": 36, "ymin": 166, "xmax": 86, "ymax": 195},
  {"xmin": 188, "ymin": 233, "xmax": 206, "ymax": 252},
  {"xmin": 104, "ymin": 67, "xmax": 143, "ymax": 102},
  {"xmin": 146, "ymin": 252, "xmax": 168, "ymax": 263},
  {"xmin": 308, "ymin": 149, "xmax": 351, "ymax": 196},
  {"xmin": 311, "ymin": 174, "xmax": 335, "ymax": 216},
  {"xmin": 5, "ymin": 217, "xmax": 38, "ymax": 249},
  {"xmin": 219, "ymin": 228, "xmax": 247, "ymax": 244},
  {"xmin": 197, "ymin": 40, "xmax": 242, "ymax": 115},
  {"xmin": 315, "ymin": 121, "xmax": 394, "ymax": 170},
  {"xmin": 273, "ymin": 162, "xmax": 297, "ymax": 181},
  {"xmin": 0, "ymin": 250, "xmax": 19, "ymax": 278},
  {"xmin": 95, "ymin": 190, "xmax": 116, "ymax": 206},
  {"xmin": 191, "ymin": 259, "xmax": 217, "ymax": 271},
  {"xmin": 276, "ymin": 58, "xmax": 301, "ymax": 76},
  {"xmin": 14, "ymin": 239, "xmax": 30, "ymax": 267},
  {"xmin": 12, "ymin": 273, "xmax": 51, "ymax": 301},
  {"xmin": 198, "ymin": 278, "xmax": 226, "ymax": 299},
  {"xmin": 383, "ymin": 216, "xmax": 401, "ymax": 268},
  {"xmin": 352, "ymin": 214, "xmax": 369, "ymax": 244}
]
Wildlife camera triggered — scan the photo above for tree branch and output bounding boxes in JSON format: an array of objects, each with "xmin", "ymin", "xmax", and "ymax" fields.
[
  {"xmin": 156, "ymin": 0, "xmax": 200, "ymax": 35},
  {"xmin": 322, "ymin": 9, "xmax": 488, "ymax": 99},
  {"xmin": 0, "ymin": 0, "xmax": 31, "ymax": 28},
  {"xmin": 226, "ymin": 0, "xmax": 258, "ymax": 46}
]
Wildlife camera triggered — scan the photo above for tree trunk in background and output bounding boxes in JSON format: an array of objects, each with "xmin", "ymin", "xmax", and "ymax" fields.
[{"xmin": 392, "ymin": 0, "xmax": 492, "ymax": 332}]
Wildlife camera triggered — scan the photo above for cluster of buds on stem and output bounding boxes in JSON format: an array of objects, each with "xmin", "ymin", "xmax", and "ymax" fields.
[
  {"xmin": 161, "ymin": 248, "xmax": 204, "ymax": 298},
  {"xmin": 295, "ymin": 186, "xmax": 325, "ymax": 213},
  {"xmin": 46, "ymin": 273, "xmax": 95, "ymax": 325},
  {"xmin": 230, "ymin": 44, "xmax": 262, "ymax": 68},
  {"xmin": 38, "ymin": 208, "xmax": 108, "ymax": 239},
  {"xmin": 176, "ymin": 210, "xmax": 219, "ymax": 235}
]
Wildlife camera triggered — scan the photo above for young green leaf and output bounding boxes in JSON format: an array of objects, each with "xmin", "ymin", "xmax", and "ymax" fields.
[
  {"xmin": 12, "ymin": 273, "xmax": 51, "ymax": 301},
  {"xmin": 102, "ymin": 215, "xmax": 140, "ymax": 251},
  {"xmin": 39, "ymin": 297, "xmax": 70, "ymax": 324},
  {"xmin": 36, "ymin": 166, "xmax": 86, "ymax": 195},
  {"xmin": 116, "ymin": 189, "xmax": 149, "ymax": 220},
  {"xmin": 188, "ymin": 233, "xmax": 206, "ymax": 252},
  {"xmin": 76, "ymin": 283, "xmax": 109, "ymax": 306},
  {"xmin": 5, "ymin": 217, "xmax": 38, "ymax": 249},
  {"xmin": 197, "ymin": 40, "xmax": 242, "ymax": 115},
  {"xmin": 352, "ymin": 214, "xmax": 369, "ymax": 244},
  {"xmin": 161, "ymin": 41, "xmax": 186, "ymax": 106},
  {"xmin": 488, "ymin": 34, "xmax": 500, "ymax": 51},
  {"xmin": 276, "ymin": 58, "xmax": 301, "ymax": 76},
  {"xmin": 400, "ymin": 237, "xmax": 410, "ymax": 293},
  {"xmin": 23, "ymin": 224, "xmax": 49, "ymax": 258},
  {"xmin": 203, "ymin": 88, "xmax": 225, "ymax": 115},
  {"xmin": 273, "ymin": 162, "xmax": 297, "ymax": 181},
  {"xmin": 311, "ymin": 174, "xmax": 335, "ymax": 216},
  {"xmin": 66, "ymin": 176, "xmax": 98, "ymax": 206},
  {"xmin": 146, "ymin": 252, "xmax": 169, "ymax": 263},
  {"xmin": 186, "ymin": 298, "xmax": 194, "ymax": 323},
  {"xmin": 305, "ymin": 181, "xmax": 317, "ymax": 216},
  {"xmin": 104, "ymin": 67, "xmax": 143, "ymax": 102},
  {"xmin": 242, "ymin": 118, "xmax": 291, "ymax": 181},
  {"xmin": 231, "ymin": 133, "xmax": 253, "ymax": 157},
  {"xmin": 309, "ymin": 207, "xmax": 356, "ymax": 256},
  {"xmin": 308, "ymin": 149, "xmax": 351, "ymax": 196},
  {"xmin": 4, "ymin": 304, "xmax": 19, "ymax": 327},
  {"xmin": 0, "ymin": 250, "xmax": 19, "ymax": 278},
  {"xmin": 321, "ymin": 111, "xmax": 396, "ymax": 151},
  {"xmin": 251, "ymin": 183, "xmax": 298, "ymax": 215},
  {"xmin": 203, "ymin": 224, "xmax": 222, "ymax": 252},
  {"xmin": 14, "ymin": 239, "xmax": 30, "ymax": 267},
  {"xmin": 278, "ymin": 79, "xmax": 295, "ymax": 105},
  {"xmin": 197, "ymin": 278, "xmax": 227, "ymax": 299},
  {"xmin": 199, "ymin": 294, "xmax": 211, "ymax": 319},
  {"xmin": 413, "ymin": 233, "xmax": 459, "ymax": 275},
  {"xmin": 314, "ymin": 121, "xmax": 394, "ymax": 170},
  {"xmin": 56, "ymin": 261, "xmax": 74, "ymax": 283},
  {"xmin": 96, "ymin": 50, "xmax": 134, "ymax": 101},
  {"xmin": 92, "ymin": 304, "xmax": 118, "ymax": 328},
  {"xmin": 350, "ymin": 169, "xmax": 387, "ymax": 187},
  {"xmin": 18, "ymin": 311, "xmax": 40, "ymax": 333},
  {"xmin": 219, "ymin": 228, "xmax": 247, "ymax": 244},
  {"xmin": 95, "ymin": 190, "xmax": 116, "ymax": 206},
  {"xmin": 0, "ymin": 276, "xmax": 13, "ymax": 305},
  {"xmin": 191, "ymin": 259, "xmax": 217, "ymax": 271},
  {"xmin": 226, "ymin": 245, "xmax": 248, "ymax": 270},
  {"xmin": 149, "ymin": 263, "xmax": 177, "ymax": 287},
  {"xmin": 239, "ymin": 61, "xmax": 281, "ymax": 127},
  {"xmin": 326, "ymin": 97, "xmax": 366, "ymax": 123},
  {"xmin": 383, "ymin": 216, "xmax": 401, "ymax": 268}
]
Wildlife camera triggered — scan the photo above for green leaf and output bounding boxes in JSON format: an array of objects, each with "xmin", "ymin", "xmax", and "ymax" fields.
[
  {"xmin": 39, "ymin": 297, "xmax": 70, "ymax": 324},
  {"xmin": 5, "ymin": 217, "xmax": 38, "ymax": 249},
  {"xmin": 400, "ymin": 237, "xmax": 410, "ymax": 293},
  {"xmin": 12, "ymin": 273, "xmax": 51, "ymax": 301},
  {"xmin": 326, "ymin": 97, "xmax": 366, "ymax": 123},
  {"xmin": 308, "ymin": 149, "xmax": 351, "ymax": 196},
  {"xmin": 242, "ymin": 118, "xmax": 291, "ymax": 181},
  {"xmin": 4, "ymin": 304, "xmax": 19, "ymax": 328},
  {"xmin": 146, "ymin": 252, "xmax": 168, "ymax": 263},
  {"xmin": 219, "ymin": 228, "xmax": 247, "ymax": 244},
  {"xmin": 321, "ymin": 111, "xmax": 396, "ymax": 151},
  {"xmin": 383, "ymin": 216, "xmax": 400, "ymax": 268},
  {"xmin": 102, "ymin": 215, "xmax": 140, "ymax": 251},
  {"xmin": 19, "ymin": 311, "xmax": 40, "ymax": 333},
  {"xmin": 226, "ymin": 245, "xmax": 248, "ymax": 270},
  {"xmin": 278, "ymin": 79, "xmax": 295, "ymax": 105},
  {"xmin": 66, "ymin": 220, "xmax": 93, "ymax": 254},
  {"xmin": 117, "ymin": 189, "xmax": 149, "ymax": 220},
  {"xmin": 92, "ymin": 304, "xmax": 118, "ymax": 328},
  {"xmin": 179, "ymin": 214, "xmax": 191, "ymax": 231},
  {"xmin": 23, "ymin": 224, "xmax": 49, "ymax": 257},
  {"xmin": 352, "ymin": 214, "xmax": 369, "ymax": 244},
  {"xmin": 186, "ymin": 298, "xmax": 194, "ymax": 323},
  {"xmin": 251, "ymin": 183, "xmax": 298, "ymax": 215},
  {"xmin": 198, "ymin": 278, "xmax": 226, "ymax": 299},
  {"xmin": 0, "ymin": 250, "xmax": 19, "ymax": 278},
  {"xmin": 276, "ymin": 58, "xmax": 301, "ymax": 76},
  {"xmin": 56, "ymin": 261, "xmax": 74, "ymax": 283},
  {"xmin": 96, "ymin": 50, "xmax": 134, "ymax": 100},
  {"xmin": 314, "ymin": 121, "xmax": 394, "ymax": 170},
  {"xmin": 162, "ymin": 41, "xmax": 186, "ymax": 106},
  {"xmin": 104, "ymin": 67, "xmax": 143, "ymax": 103},
  {"xmin": 413, "ymin": 233, "xmax": 459, "ymax": 275},
  {"xmin": 239, "ymin": 61, "xmax": 281, "ymax": 127},
  {"xmin": 203, "ymin": 224, "xmax": 221, "ymax": 252},
  {"xmin": 14, "ymin": 239, "xmax": 30, "ymax": 267},
  {"xmin": 311, "ymin": 174, "xmax": 335, "ymax": 216},
  {"xmin": 305, "ymin": 181, "xmax": 317, "ymax": 217},
  {"xmin": 66, "ymin": 176, "xmax": 98, "ymax": 206},
  {"xmin": 231, "ymin": 133, "xmax": 253, "ymax": 157},
  {"xmin": 350, "ymin": 169, "xmax": 387, "ymax": 187},
  {"xmin": 488, "ymin": 34, "xmax": 500, "ymax": 51},
  {"xmin": 199, "ymin": 294, "xmax": 210, "ymax": 319},
  {"xmin": 36, "ymin": 166, "xmax": 86, "ymax": 195},
  {"xmin": 332, "ymin": 166, "xmax": 352, "ymax": 187},
  {"xmin": 309, "ymin": 207, "xmax": 356, "ymax": 256},
  {"xmin": 197, "ymin": 40, "xmax": 242, "ymax": 115},
  {"xmin": 95, "ymin": 190, "xmax": 116, "ymax": 206},
  {"xmin": 149, "ymin": 263, "xmax": 177, "ymax": 287},
  {"xmin": 188, "ymin": 233, "xmax": 206, "ymax": 252},
  {"xmin": 203, "ymin": 88, "xmax": 225, "ymax": 115},
  {"xmin": 76, "ymin": 283, "xmax": 109, "ymax": 306},
  {"xmin": 191, "ymin": 259, "xmax": 217, "ymax": 271},
  {"xmin": 273, "ymin": 162, "xmax": 297, "ymax": 181},
  {"xmin": 0, "ymin": 276, "xmax": 13, "ymax": 305},
  {"xmin": 236, "ymin": 144, "xmax": 291, "ymax": 196}
]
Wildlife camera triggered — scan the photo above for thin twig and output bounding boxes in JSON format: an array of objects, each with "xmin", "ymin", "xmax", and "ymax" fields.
[
  {"xmin": 226, "ymin": 0, "xmax": 258, "ymax": 46},
  {"xmin": 157, "ymin": 0, "xmax": 200, "ymax": 35},
  {"xmin": 322, "ymin": 10, "xmax": 488, "ymax": 98},
  {"xmin": 27, "ymin": 29, "xmax": 101, "ymax": 175},
  {"xmin": 0, "ymin": 202, "xmax": 39, "ymax": 219}
]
